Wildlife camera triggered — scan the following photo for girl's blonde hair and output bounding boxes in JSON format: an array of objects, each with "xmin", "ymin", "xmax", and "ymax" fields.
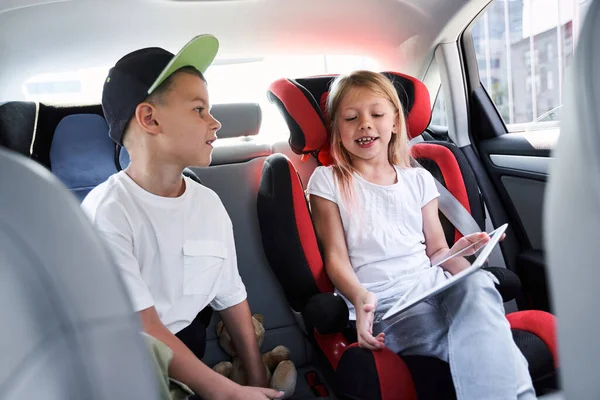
[{"xmin": 326, "ymin": 70, "xmax": 412, "ymax": 209}]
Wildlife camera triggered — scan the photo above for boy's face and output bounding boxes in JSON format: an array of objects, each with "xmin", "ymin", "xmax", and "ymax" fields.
[{"xmin": 151, "ymin": 72, "xmax": 221, "ymax": 168}]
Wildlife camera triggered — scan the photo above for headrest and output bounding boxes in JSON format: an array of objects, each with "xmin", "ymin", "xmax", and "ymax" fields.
[
  {"xmin": 211, "ymin": 103, "xmax": 262, "ymax": 139},
  {"xmin": 267, "ymin": 72, "xmax": 431, "ymax": 165},
  {"xmin": 0, "ymin": 101, "xmax": 37, "ymax": 157},
  {"xmin": 49, "ymin": 114, "xmax": 115, "ymax": 201}
]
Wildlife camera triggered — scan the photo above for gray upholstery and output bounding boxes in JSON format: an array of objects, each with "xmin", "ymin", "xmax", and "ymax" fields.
[
  {"xmin": 193, "ymin": 159, "xmax": 313, "ymax": 369},
  {"xmin": 544, "ymin": 0, "xmax": 600, "ymax": 398},
  {"xmin": 194, "ymin": 158, "xmax": 342, "ymax": 399},
  {"xmin": 0, "ymin": 148, "xmax": 159, "ymax": 400},
  {"xmin": 211, "ymin": 138, "xmax": 272, "ymax": 165},
  {"xmin": 211, "ymin": 103, "xmax": 262, "ymax": 139},
  {"xmin": 208, "ymin": 103, "xmax": 268, "ymax": 165}
]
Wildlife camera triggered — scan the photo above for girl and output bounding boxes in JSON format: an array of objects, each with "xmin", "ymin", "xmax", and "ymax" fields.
[{"xmin": 306, "ymin": 71, "xmax": 535, "ymax": 399}]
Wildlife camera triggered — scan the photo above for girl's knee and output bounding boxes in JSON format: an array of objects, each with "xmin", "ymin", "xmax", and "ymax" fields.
[
  {"xmin": 453, "ymin": 270, "xmax": 496, "ymax": 295},
  {"xmin": 470, "ymin": 270, "xmax": 496, "ymax": 286}
]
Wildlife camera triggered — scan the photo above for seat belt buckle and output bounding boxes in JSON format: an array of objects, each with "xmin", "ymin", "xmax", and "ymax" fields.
[{"xmin": 305, "ymin": 371, "xmax": 330, "ymax": 397}]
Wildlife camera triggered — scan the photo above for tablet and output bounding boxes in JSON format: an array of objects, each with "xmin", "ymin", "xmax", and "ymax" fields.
[{"xmin": 380, "ymin": 223, "xmax": 508, "ymax": 321}]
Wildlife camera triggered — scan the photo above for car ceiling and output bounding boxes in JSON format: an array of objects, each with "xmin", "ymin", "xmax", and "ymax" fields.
[{"xmin": 0, "ymin": 0, "xmax": 490, "ymax": 100}]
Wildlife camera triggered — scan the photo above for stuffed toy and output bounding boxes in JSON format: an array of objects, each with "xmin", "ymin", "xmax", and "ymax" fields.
[{"xmin": 212, "ymin": 314, "xmax": 297, "ymax": 398}]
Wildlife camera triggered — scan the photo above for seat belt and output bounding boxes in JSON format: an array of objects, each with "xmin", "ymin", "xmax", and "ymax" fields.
[
  {"xmin": 433, "ymin": 178, "xmax": 482, "ymax": 235},
  {"xmin": 410, "ymin": 156, "xmax": 483, "ymax": 236}
]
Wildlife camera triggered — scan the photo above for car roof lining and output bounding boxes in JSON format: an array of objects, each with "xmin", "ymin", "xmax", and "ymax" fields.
[{"xmin": 0, "ymin": 0, "xmax": 491, "ymax": 100}]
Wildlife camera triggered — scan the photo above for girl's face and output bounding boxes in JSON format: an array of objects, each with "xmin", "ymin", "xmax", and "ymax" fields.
[{"xmin": 335, "ymin": 86, "xmax": 397, "ymax": 163}]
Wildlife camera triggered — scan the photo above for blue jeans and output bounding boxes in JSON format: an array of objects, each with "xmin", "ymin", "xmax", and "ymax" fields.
[{"xmin": 373, "ymin": 270, "xmax": 536, "ymax": 400}]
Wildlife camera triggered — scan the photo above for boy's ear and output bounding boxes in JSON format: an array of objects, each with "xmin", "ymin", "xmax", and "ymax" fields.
[{"xmin": 134, "ymin": 102, "xmax": 161, "ymax": 136}]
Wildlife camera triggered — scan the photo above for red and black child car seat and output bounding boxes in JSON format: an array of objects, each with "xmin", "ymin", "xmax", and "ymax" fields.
[{"xmin": 257, "ymin": 72, "xmax": 558, "ymax": 399}]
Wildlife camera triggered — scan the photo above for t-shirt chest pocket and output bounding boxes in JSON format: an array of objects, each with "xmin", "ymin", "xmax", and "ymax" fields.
[{"xmin": 183, "ymin": 240, "xmax": 227, "ymax": 296}]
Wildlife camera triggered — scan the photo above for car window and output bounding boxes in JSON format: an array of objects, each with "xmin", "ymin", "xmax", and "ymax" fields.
[
  {"xmin": 431, "ymin": 86, "xmax": 448, "ymax": 127},
  {"xmin": 472, "ymin": 0, "xmax": 591, "ymax": 132}
]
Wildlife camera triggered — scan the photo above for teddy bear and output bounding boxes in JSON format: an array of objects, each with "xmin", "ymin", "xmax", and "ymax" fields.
[{"xmin": 212, "ymin": 314, "xmax": 297, "ymax": 399}]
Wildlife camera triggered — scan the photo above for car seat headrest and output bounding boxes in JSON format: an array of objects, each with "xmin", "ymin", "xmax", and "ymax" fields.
[
  {"xmin": 50, "ymin": 114, "xmax": 115, "ymax": 201},
  {"xmin": 0, "ymin": 101, "xmax": 37, "ymax": 157},
  {"xmin": 210, "ymin": 103, "xmax": 262, "ymax": 139},
  {"xmin": 267, "ymin": 72, "xmax": 431, "ymax": 165}
]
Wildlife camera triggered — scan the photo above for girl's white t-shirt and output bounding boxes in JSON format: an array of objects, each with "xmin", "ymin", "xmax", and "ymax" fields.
[{"xmin": 306, "ymin": 165, "xmax": 441, "ymax": 319}]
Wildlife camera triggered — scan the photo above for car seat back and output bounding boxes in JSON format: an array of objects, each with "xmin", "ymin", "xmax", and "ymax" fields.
[
  {"xmin": 50, "ymin": 114, "xmax": 115, "ymax": 200},
  {"xmin": 0, "ymin": 147, "xmax": 159, "ymax": 400},
  {"xmin": 545, "ymin": 0, "xmax": 600, "ymax": 398}
]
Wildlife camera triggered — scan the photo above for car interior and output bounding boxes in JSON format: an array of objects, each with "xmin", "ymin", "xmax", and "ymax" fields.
[{"xmin": 0, "ymin": 0, "xmax": 595, "ymax": 399}]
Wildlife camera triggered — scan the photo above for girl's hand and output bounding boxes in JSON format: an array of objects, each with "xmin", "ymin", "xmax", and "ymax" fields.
[
  {"xmin": 450, "ymin": 232, "xmax": 490, "ymax": 257},
  {"xmin": 354, "ymin": 291, "xmax": 385, "ymax": 351},
  {"xmin": 450, "ymin": 231, "xmax": 507, "ymax": 258}
]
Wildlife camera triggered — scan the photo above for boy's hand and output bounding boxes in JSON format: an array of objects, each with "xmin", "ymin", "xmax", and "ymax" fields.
[
  {"xmin": 219, "ymin": 300, "xmax": 270, "ymax": 388},
  {"xmin": 354, "ymin": 291, "xmax": 385, "ymax": 351}
]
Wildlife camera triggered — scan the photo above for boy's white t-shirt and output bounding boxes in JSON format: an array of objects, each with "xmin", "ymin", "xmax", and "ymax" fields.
[
  {"xmin": 81, "ymin": 171, "xmax": 247, "ymax": 334},
  {"xmin": 306, "ymin": 165, "xmax": 441, "ymax": 319}
]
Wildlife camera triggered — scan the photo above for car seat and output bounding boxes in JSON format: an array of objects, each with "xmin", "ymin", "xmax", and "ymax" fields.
[
  {"xmin": 0, "ymin": 146, "xmax": 160, "ymax": 400},
  {"xmin": 544, "ymin": 0, "xmax": 600, "ymax": 398},
  {"xmin": 257, "ymin": 72, "xmax": 558, "ymax": 399}
]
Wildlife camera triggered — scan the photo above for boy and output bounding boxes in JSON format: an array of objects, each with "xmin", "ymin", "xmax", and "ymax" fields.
[{"xmin": 82, "ymin": 35, "xmax": 283, "ymax": 400}]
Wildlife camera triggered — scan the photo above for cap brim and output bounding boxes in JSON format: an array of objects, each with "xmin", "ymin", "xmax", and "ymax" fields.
[{"xmin": 148, "ymin": 34, "xmax": 219, "ymax": 94}]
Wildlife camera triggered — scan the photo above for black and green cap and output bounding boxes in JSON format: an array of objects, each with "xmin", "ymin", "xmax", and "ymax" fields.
[{"xmin": 101, "ymin": 34, "xmax": 219, "ymax": 145}]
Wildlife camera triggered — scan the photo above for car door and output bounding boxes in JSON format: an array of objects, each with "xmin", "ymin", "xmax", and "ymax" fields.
[{"xmin": 453, "ymin": 0, "xmax": 590, "ymax": 312}]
